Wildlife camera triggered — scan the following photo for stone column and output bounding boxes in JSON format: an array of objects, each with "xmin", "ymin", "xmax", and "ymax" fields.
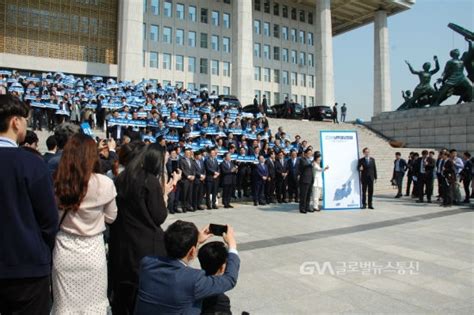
[
  {"xmin": 232, "ymin": 0, "xmax": 254, "ymax": 106},
  {"xmin": 373, "ymin": 10, "xmax": 392, "ymax": 116},
  {"xmin": 315, "ymin": 0, "xmax": 335, "ymax": 107},
  {"xmin": 118, "ymin": 0, "xmax": 144, "ymax": 82}
]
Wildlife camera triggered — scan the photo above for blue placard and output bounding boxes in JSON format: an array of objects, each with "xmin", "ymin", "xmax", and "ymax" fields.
[{"xmin": 81, "ymin": 122, "xmax": 94, "ymax": 137}]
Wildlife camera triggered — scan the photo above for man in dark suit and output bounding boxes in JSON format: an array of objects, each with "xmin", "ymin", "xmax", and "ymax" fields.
[
  {"xmin": 42, "ymin": 135, "xmax": 57, "ymax": 164},
  {"xmin": 166, "ymin": 149, "xmax": 181, "ymax": 213},
  {"xmin": 192, "ymin": 150, "xmax": 206, "ymax": 211},
  {"xmin": 392, "ymin": 152, "xmax": 407, "ymax": 198},
  {"xmin": 134, "ymin": 220, "xmax": 240, "ymax": 314},
  {"xmin": 275, "ymin": 151, "xmax": 288, "ymax": 203},
  {"xmin": 179, "ymin": 148, "xmax": 196, "ymax": 212},
  {"xmin": 286, "ymin": 150, "xmax": 300, "ymax": 202},
  {"xmin": 253, "ymin": 155, "xmax": 269, "ymax": 206},
  {"xmin": 265, "ymin": 151, "xmax": 276, "ymax": 204},
  {"xmin": 298, "ymin": 148, "xmax": 314, "ymax": 213},
  {"xmin": 220, "ymin": 152, "xmax": 237, "ymax": 208},
  {"xmin": 413, "ymin": 150, "xmax": 436, "ymax": 203},
  {"xmin": 358, "ymin": 147, "xmax": 377, "ymax": 209},
  {"xmin": 205, "ymin": 148, "xmax": 220, "ymax": 209},
  {"xmin": 261, "ymin": 94, "xmax": 268, "ymax": 114}
]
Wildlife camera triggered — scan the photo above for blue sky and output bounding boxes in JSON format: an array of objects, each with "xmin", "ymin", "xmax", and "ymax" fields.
[{"xmin": 333, "ymin": 0, "xmax": 474, "ymax": 121}]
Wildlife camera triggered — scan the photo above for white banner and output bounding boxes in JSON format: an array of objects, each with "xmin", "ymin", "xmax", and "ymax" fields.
[{"xmin": 320, "ymin": 131, "xmax": 361, "ymax": 210}]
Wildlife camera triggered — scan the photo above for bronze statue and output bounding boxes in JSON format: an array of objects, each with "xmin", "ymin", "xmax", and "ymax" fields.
[{"xmin": 397, "ymin": 23, "xmax": 473, "ymax": 111}]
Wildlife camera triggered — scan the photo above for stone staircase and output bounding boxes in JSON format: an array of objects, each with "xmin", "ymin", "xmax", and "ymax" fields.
[{"xmin": 267, "ymin": 118, "xmax": 428, "ymax": 193}]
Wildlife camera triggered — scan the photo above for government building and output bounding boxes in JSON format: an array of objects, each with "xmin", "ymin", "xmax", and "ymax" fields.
[{"xmin": 0, "ymin": 0, "xmax": 414, "ymax": 113}]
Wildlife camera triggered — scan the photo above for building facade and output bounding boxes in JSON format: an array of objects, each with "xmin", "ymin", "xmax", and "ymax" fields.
[{"xmin": 0, "ymin": 0, "xmax": 414, "ymax": 114}]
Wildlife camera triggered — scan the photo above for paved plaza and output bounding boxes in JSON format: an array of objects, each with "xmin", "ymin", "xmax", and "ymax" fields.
[{"xmin": 163, "ymin": 196, "xmax": 474, "ymax": 314}]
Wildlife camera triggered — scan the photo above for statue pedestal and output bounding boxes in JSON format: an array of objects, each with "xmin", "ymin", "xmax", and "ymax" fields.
[{"xmin": 367, "ymin": 102, "xmax": 474, "ymax": 152}]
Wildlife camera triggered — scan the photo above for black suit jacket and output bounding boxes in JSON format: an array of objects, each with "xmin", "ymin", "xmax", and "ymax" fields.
[
  {"xmin": 393, "ymin": 159, "xmax": 408, "ymax": 173},
  {"xmin": 286, "ymin": 158, "xmax": 300, "ymax": 181},
  {"xmin": 220, "ymin": 161, "xmax": 236, "ymax": 186},
  {"xmin": 358, "ymin": 157, "xmax": 377, "ymax": 182},
  {"xmin": 205, "ymin": 157, "xmax": 220, "ymax": 182},
  {"xmin": 275, "ymin": 158, "xmax": 287, "ymax": 178},
  {"xmin": 298, "ymin": 157, "xmax": 314, "ymax": 184},
  {"xmin": 202, "ymin": 293, "xmax": 231, "ymax": 315},
  {"xmin": 412, "ymin": 157, "xmax": 435, "ymax": 177},
  {"xmin": 193, "ymin": 159, "xmax": 205, "ymax": 183},
  {"xmin": 266, "ymin": 159, "xmax": 276, "ymax": 178},
  {"xmin": 179, "ymin": 157, "xmax": 196, "ymax": 180}
]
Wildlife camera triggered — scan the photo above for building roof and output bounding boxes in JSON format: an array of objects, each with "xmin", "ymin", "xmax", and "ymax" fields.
[{"xmin": 302, "ymin": 0, "xmax": 415, "ymax": 36}]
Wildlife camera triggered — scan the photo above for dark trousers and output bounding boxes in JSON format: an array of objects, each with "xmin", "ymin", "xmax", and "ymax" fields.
[
  {"xmin": 180, "ymin": 180, "xmax": 193, "ymax": 210},
  {"xmin": 361, "ymin": 178, "xmax": 374, "ymax": 207},
  {"xmin": 288, "ymin": 176, "xmax": 299, "ymax": 201},
  {"xmin": 253, "ymin": 181, "xmax": 265, "ymax": 204},
  {"xmin": 395, "ymin": 172, "xmax": 404, "ymax": 196},
  {"xmin": 275, "ymin": 176, "xmax": 287, "ymax": 201},
  {"xmin": 167, "ymin": 188, "xmax": 180, "ymax": 213},
  {"xmin": 222, "ymin": 184, "xmax": 233, "ymax": 207},
  {"xmin": 299, "ymin": 182, "xmax": 312, "ymax": 211},
  {"xmin": 0, "ymin": 276, "xmax": 50, "ymax": 315},
  {"xmin": 463, "ymin": 178, "xmax": 471, "ymax": 201},
  {"xmin": 111, "ymin": 282, "xmax": 137, "ymax": 315},
  {"xmin": 206, "ymin": 180, "xmax": 219, "ymax": 207},
  {"xmin": 442, "ymin": 179, "xmax": 455, "ymax": 206},
  {"xmin": 406, "ymin": 172, "xmax": 414, "ymax": 196},
  {"xmin": 437, "ymin": 174, "xmax": 443, "ymax": 197},
  {"xmin": 265, "ymin": 178, "xmax": 276, "ymax": 203},
  {"xmin": 418, "ymin": 174, "xmax": 434, "ymax": 201},
  {"xmin": 192, "ymin": 181, "xmax": 204, "ymax": 209}
]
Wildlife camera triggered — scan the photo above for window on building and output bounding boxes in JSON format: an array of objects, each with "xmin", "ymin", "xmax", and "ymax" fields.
[
  {"xmin": 223, "ymin": 86, "xmax": 230, "ymax": 95},
  {"xmin": 274, "ymin": 69, "xmax": 280, "ymax": 83},
  {"xmin": 308, "ymin": 53, "xmax": 314, "ymax": 67},
  {"xmin": 299, "ymin": 10, "xmax": 305, "ymax": 22},
  {"xmin": 291, "ymin": 8, "xmax": 297, "ymax": 20},
  {"xmin": 223, "ymin": 37, "xmax": 231, "ymax": 53},
  {"xmin": 263, "ymin": 68, "xmax": 271, "ymax": 82},
  {"xmin": 176, "ymin": 81, "xmax": 183, "ymax": 88},
  {"xmin": 143, "ymin": 50, "xmax": 146, "ymax": 66},
  {"xmin": 263, "ymin": 22, "xmax": 270, "ymax": 36},
  {"xmin": 189, "ymin": 6, "xmax": 197, "ymax": 21},
  {"xmin": 150, "ymin": 25, "xmax": 159, "ymax": 42},
  {"xmin": 223, "ymin": 62, "xmax": 230, "ymax": 76},
  {"xmin": 274, "ymin": 92, "xmax": 280, "ymax": 104},
  {"xmin": 300, "ymin": 73, "xmax": 306, "ymax": 86},
  {"xmin": 143, "ymin": 23, "xmax": 146, "ymax": 40},
  {"xmin": 188, "ymin": 57, "xmax": 196, "ymax": 72},
  {"xmin": 308, "ymin": 75, "xmax": 314, "ymax": 88},
  {"xmin": 291, "ymin": 50, "xmax": 297, "ymax": 64},
  {"xmin": 254, "ymin": 20, "xmax": 261, "ymax": 34},
  {"xmin": 291, "ymin": 28, "xmax": 297, "ymax": 42},
  {"xmin": 299, "ymin": 30, "xmax": 305, "ymax": 44},
  {"xmin": 164, "ymin": 0, "xmax": 172, "ymax": 17},
  {"xmin": 255, "ymin": 0, "xmax": 261, "ymax": 11},
  {"xmin": 163, "ymin": 53, "xmax": 171, "ymax": 69},
  {"xmin": 151, "ymin": 0, "xmax": 159, "ymax": 15},
  {"xmin": 200, "ymin": 33, "xmax": 208, "ymax": 48},
  {"xmin": 150, "ymin": 51, "xmax": 158, "ymax": 68},
  {"xmin": 273, "ymin": 3, "xmax": 279, "ymax": 16},
  {"xmin": 299, "ymin": 52, "xmax": 305, "ymax": 65},
  {"xmin": 282, "ymin": 71, "xmax": 289, "ymax": 84},
  {"xmin": 163, "ymin": 27, "xmax": 172, "ymax": 43},
  {"xmin": 223, "ymin": 13, "xmax": 230, "ymax": 28},
  {"xmin": 211, "ymin": 85, "xmax": 219, "ymax": 95},
  {"xmin": 254, "ymin": 43, "xmax": 261, "ymax": 58},
  {"xmin": 291, "ymin": 72, "xmax": 297, "ymax": 85},
  {"xmin": 282, "ymin": 26, "xmax": 288, "ymax": 40},
  {"xmin": 292, "ymin": 94, "xmax": 298, "ymax": 102},
  {"xmin": 200, "ymin": 58, "xmax": 208, "ymax": 74},
  {"xmin": 301, "ymin": 95, "xmax": 306, "ymax": 106},
  {"xmin": 308, "ymin": 32, "xmax": 314, "ymax": 46},
  {"xmin": 211, "ymin": 60, "xmax": 219, "ymax": 75},
  {"xmin": 263, "ymin": 45, "xmax": 270, "ymax": 59},
  {"xmin": 201, "ymin": 8, "xmax": 208, "ymax": 23},
  {"xmin": 176, "ymin": 29, "xmax": 184, "ymax": 45},
  {"xmin": 255, "ymin": 90, "xmax": 261, "ymax": 102},
  {"xmin": 308, "ymin": 12, "xmax": 314, "ymax": 25},
  {"xmin": 263, "ymin": 0, "xmax": 270, "ymax": 13},
  {"xmin": 188, "ymin": 31, "xmax": 196, "ymax": 47},
  {"xmin": 223, "ymin": 0, "xmax": 231, "ymax": 4},
  {"xmin": 282, "ymin": 5, "xmax": 288, "ymax": 18},
  {"xmin": 254, "ymin": 67, "xmax": 261, "ymax": 81},
  {"xmin": 273, "ymin": 24, "xmax": 280, "ymax": 38},
  {"xmin": 176, "ymin": 55, "xmax": 184, "ymax": 71},
  {"xmin": 211, "ymin": 35, "xmax": 219, "ymax": 51},
  {"xmin": 176, "ymin": 3, "xmax": 184, "ymax": 19},
  {"xmin": 282, "ymin": 48, "xmax": 288, "ymax": 62},
  {"xmin": 144, "ymin": 0, "xmax": 147, "ymax": 13},
  {"xmin": 211, "ymin": 11, "xmax": 219, "ymax": 26},
  {"xmin": 273, "ymin": 47, "xmax": 280, "ymax": 60},
  {"xmin": 309, "ymin": 96, "xmax": 315, "ymax": 106}
]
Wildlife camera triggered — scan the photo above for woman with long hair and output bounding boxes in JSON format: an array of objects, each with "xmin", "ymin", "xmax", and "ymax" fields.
[
  {"xmin": 110, "ymin": 143, "xmax": 181, "ymax": 314},
  {"xmin": 311, "ymin": 152, "xmax": 329, "ymax": 212},
  {"xmin": 52, "ymin": 133, "xmax": 117, "ymax": 314}
]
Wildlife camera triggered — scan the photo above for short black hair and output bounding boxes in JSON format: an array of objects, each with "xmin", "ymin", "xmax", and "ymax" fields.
[
  {"xmin": 0, "ymin": 94, "xmax": 29, "ymax": 133},
  {"xmin": 362, "ymin": 147, "xmax": 369, "ymax": 153},
  {"xmin": 20, "ymin": 130, "xmax": 39, "ymax": 146},
  {"xmin": 395, "ymin": 152, "xmax": 401, "ymax": 156},
  {"xmin": 421, "ymin": 150, "xmax": 429, "ymax": 155},
  {"xmin": 464, "ymin": 152, "xmax": 471, "ymax": 158},
  {"xmin": 54, "ymin": 123, "xmax": 80, "ymax": 149},
  {"xmin": 46, "ymin": 135, "xmax": 57, "ymax": 151},
  {"xmin": 164, "ymin": 220, "xmax": 199, "ymax": 259},
  {"xmin": 198, "ymin": 241, "xmax": 228, "ymax": 276}
]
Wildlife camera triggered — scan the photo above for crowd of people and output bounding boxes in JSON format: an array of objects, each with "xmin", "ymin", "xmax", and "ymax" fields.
[{"xmin": 391, "ymin": 149, "xmax": 473, "ymax": 207}]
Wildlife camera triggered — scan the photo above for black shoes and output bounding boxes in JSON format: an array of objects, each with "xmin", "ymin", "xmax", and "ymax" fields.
[
  {"xmin": 212, "ymin": 205, "xmax": 218, "ymax": 209},
  {"xmin": 368, "ymin": 206, "xmax": 375, "ymax": 210}
]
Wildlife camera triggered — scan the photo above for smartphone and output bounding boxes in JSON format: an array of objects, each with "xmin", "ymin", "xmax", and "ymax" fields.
[
  {"xmin": 171, "ymin": 160, "xmax": 179, "ymax": 173},
  {"xmin": 209, "ymin": 224, "xmax": 227, "ymax": 236}
]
